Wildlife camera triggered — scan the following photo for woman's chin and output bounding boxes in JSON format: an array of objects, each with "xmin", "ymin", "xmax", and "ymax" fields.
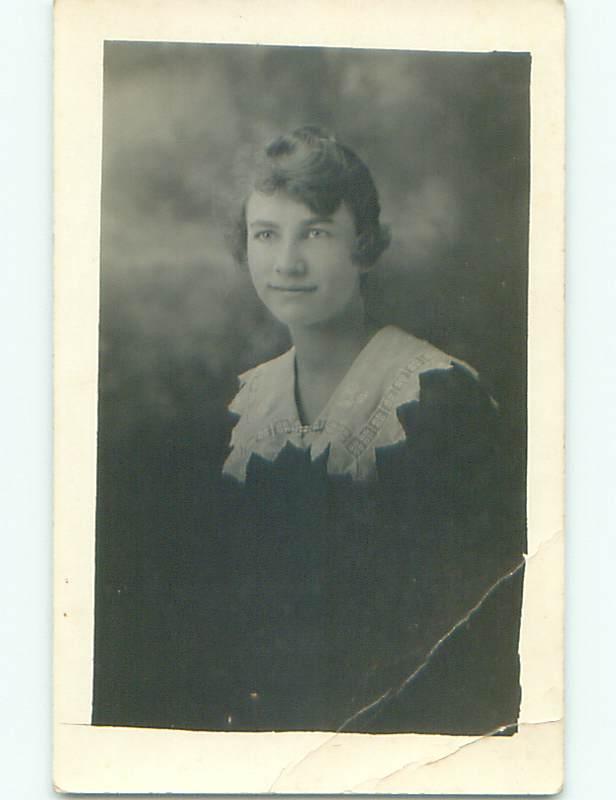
[
  {"xmin": 266, "ymin": 300, "xmax": 361, "ymax": 330},
  {"xmin": 266, "ymin": 302, "xmax": 327, "ymax": 328},
  {"xmin": 272, "ymin": 312, "xmax": 325, "ymax": 328}
]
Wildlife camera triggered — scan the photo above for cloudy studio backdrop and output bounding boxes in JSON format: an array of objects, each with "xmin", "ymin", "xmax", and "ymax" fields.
[{"xmin": 93, "ymin": 42, "xmax": 530, "ymax": 729}]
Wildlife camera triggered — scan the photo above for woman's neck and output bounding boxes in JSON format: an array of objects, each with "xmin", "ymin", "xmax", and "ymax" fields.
[
  {"xmin": 289, "ymin": 302, "xmax": 377, "ymax": 424},
  {"xmin": 290, "ymin": 308, "xmax": 370, "ymax": 378}
]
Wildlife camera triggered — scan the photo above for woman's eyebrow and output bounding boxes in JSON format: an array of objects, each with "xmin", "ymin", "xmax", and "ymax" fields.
[
  {"xmin": 248, "ymin": 220, "xmax": 280, "ymax": 229},
  {"xmin": 302, "ymin": 216, "xmax": 335, "ymax": 226}
]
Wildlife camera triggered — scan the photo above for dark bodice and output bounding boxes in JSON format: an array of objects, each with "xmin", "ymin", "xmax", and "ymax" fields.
[{"xmin": 92, "ymin": 363, "xmax": 526, "ymax": 735}]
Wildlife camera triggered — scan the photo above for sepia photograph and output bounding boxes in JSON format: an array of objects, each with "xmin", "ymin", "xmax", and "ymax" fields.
[
  {"xmin": 92, "ymin": 42, "xmax": 529, "ymax": 736},
  {"xmin": 53, "ymin": 1, "xmax": 564, "ymax": 794}
]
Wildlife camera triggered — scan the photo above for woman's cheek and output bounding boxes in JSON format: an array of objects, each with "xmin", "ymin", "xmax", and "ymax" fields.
[
  {"xmin": 249, "ymin": 265, "xmax": 276, "ymax": 312},
  {"xmin": 247, "ymin": 254, "xmax": 267, "ymax": 292},
  {"xmin": 330, "ymin": 263, "xmax": 362, "ymax": 303}
]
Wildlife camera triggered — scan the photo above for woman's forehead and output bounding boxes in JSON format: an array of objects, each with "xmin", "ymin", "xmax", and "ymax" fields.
[{"xmin": 246, "ymin": 190, "xmax": 352, "ymax": 227}]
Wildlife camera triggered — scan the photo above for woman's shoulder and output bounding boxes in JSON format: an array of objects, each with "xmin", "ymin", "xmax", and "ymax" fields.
[
  {"xmin": 235, "ymin": 347, "xmax": 294, "ymax": 390},
  {"xmin": 374, "ymin": 325, "xmax": 496, "ymax": 419},
  {"xmin": 374, "ymin": 325, "xmax": 477, "ymax": 380},
  {"xmin": 223, "ymin": 347, "xmax": 299, "ymax": 482},
  {"xmin": 367, "ymin": 325, "xmax": 484, "ymax": 412},
  {"xmin": 229, "ymin": 348, "xmax": 294, "ymax": 415}
]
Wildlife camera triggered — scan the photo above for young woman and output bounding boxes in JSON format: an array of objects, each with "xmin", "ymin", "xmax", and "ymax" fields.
[
  {"xmin": 223, "ymin": 126, "xmax": 480, "ymax": 483},
  {"xmin": 214, "ymin": 126, "xmax": 525, "ymax": 735}
]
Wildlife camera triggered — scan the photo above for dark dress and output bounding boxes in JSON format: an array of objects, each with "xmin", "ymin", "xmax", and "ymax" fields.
[{"xmin": 92, "ymin": 335, "xmax": 526, "ymax": 735}]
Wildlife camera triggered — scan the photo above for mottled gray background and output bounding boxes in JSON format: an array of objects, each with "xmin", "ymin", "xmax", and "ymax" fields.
[
  {"xmin": 94, "ymin": 41, "xmax": 530, "ymax": 727},
  {"xmin": 98, "ymin": 41, "xmax": 529, "ymax": 480}
]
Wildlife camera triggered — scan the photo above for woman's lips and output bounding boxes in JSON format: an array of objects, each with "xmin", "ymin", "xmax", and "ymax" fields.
[{"xmin": 267, "ymin": 284, "xmax": 318, "ymax": 293}]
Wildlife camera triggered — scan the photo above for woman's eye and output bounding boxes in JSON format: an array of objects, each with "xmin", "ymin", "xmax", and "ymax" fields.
[
  {"xmin": 307, "ymin": 228, "xmax": 328, "ymax": 239},
  {"xmin": 254, "ymin": 230, "xmax": 275, "ymax": 241}
]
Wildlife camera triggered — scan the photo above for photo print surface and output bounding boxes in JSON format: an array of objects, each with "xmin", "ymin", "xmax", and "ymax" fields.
[{"xmin": 93, "ymin": 41, "xmax": 530, "ymax": 736}]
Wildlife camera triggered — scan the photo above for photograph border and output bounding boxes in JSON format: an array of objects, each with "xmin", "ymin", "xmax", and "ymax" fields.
[{"xmin": 53, "ymin": 0, "xmax": 564, "ymax": 793}]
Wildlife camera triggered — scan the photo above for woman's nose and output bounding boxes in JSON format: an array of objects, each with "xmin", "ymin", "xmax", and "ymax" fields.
[{"xmin": 275, "ymin": 242, "xmax": 307, "ymax": 276}]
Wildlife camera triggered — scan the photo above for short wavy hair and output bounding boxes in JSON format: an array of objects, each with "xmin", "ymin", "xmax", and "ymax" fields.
[{"xmin": 229, "ymin": 125, "xmax": 391, "ymax": 270}]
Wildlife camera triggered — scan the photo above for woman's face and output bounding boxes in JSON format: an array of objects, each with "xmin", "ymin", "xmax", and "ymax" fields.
[{"xmin": 245, "ymin": 190, "xmax": 365, "ymax": 329}]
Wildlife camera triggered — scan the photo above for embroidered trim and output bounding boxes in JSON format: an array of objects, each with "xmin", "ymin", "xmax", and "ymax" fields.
[
  {"xmin": 342, "ymin": 352, "xmax": 432, "ymax": 457},
  {"xmin": 223, "ymin": 326, "xmax": 466, "ymax": 482}
]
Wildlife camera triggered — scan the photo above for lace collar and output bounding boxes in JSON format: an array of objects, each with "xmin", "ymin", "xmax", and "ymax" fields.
[{"xmin": 222, "ymin": 325, "xmax": 460, "ymax": 483}]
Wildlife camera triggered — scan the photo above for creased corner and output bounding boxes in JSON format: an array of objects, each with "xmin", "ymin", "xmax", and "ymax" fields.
[
  {"xmin": 268, "ymin": 529, "xmax": 562, "ymax": 792},
  {"xmin": 352, "ymin": 718, "xmax": 563, "ymax": 792}
]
